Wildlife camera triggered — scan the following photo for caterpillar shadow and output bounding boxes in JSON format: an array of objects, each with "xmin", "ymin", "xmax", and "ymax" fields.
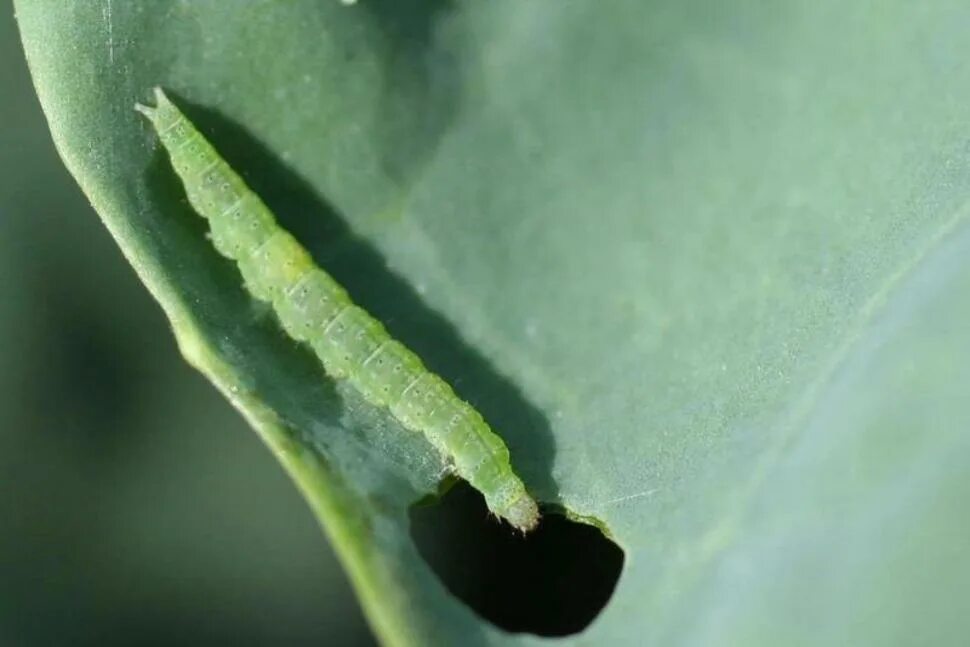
[{"xmin": 176, "ymin": 99, "xmax": 559, "ymax": 511}]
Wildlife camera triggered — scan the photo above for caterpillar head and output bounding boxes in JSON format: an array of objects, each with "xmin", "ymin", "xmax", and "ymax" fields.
[
  {"xmin": 509, "ymin": 495, "xmax": 540, "ymax": 533},
  {"xmin": 495, "ymin": 491, "xmax": 540, "ymax": 533}
]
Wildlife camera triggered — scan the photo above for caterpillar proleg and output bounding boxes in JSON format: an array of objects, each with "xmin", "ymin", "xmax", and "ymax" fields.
[{"xmin": 136, "ymin": 87, "xmax": 539, "ymax": 532}]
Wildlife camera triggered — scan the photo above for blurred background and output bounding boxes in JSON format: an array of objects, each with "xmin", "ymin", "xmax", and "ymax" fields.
[{"xmin": 1, "ymin": 7, "xmax": 375, "ymax": 645}]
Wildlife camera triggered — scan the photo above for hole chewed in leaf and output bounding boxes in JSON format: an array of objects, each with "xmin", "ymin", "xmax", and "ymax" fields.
[{"xmin": 410, "ymin": 482, "xmax": 624, "ymax": 637}]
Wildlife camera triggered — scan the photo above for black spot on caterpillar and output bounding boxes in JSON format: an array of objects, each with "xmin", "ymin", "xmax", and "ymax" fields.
[{"xmin": 136, "ymin": 87, "xmax": 539, "ymax": 532}]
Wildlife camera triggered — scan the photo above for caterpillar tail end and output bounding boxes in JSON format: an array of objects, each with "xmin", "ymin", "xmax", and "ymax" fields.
[
  {"xmin": 134, "ymin": 86, "xmax": 172, "ymax": 123},
  {"xmin": 134, "ymin": 101, "xmax": 156, "ymax": 121}
]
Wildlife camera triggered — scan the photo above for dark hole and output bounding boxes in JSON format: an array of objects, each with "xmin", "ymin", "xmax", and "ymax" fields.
[{"xmin": 410, "ymin": 482, "xmax": 624, "ymax": 637}]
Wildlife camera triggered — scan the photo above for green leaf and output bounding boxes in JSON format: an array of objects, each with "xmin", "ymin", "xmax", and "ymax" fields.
[{"xmin": 17, "ymin": 0, "xmax": 970, "ymax": 644}]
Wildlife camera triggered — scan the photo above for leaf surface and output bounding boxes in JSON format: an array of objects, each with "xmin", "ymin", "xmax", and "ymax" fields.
[{"xmin": 17, "ymin": 1, "xmax": 970, "ymax": 644}]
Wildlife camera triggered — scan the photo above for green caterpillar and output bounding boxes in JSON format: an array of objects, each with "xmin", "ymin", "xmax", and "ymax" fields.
[{"xmin": 136, "ymin": 88, "xmax": 539, "ymax": 532}]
